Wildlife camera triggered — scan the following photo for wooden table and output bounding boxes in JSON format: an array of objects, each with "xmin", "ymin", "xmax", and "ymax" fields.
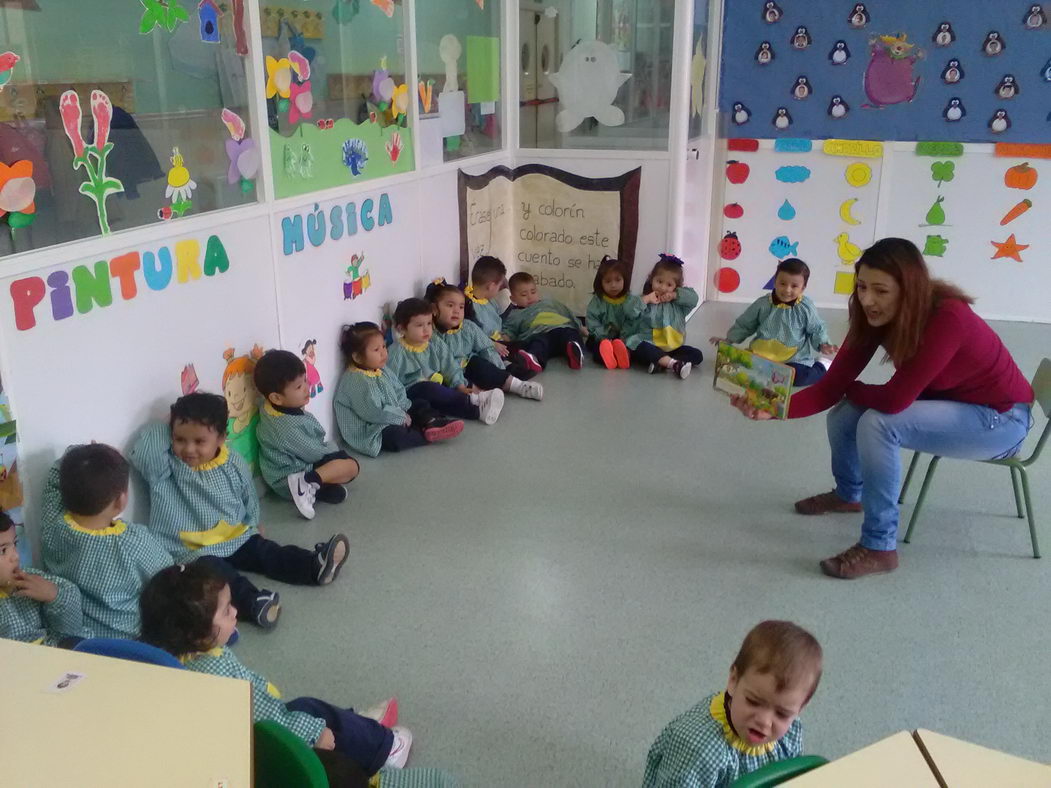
[
  {"xmin": 1, "ymin": 638, "xmax": 252, "ymax": 787},
  {"xmin": 915, "ymin": 728, "xmax": 1051, "ymax": 787},
  {"xmin": 784, "ymin": 730, "xmax": 942, "ymax": 786}
]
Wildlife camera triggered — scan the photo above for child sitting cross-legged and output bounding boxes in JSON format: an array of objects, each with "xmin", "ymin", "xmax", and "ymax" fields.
[
  {"xmin": 502, "ymin": 272, "xmax": 586, "ymax": 372},
  {"xmin": 643, "ymin": 620, "xmax": 822, "ymax": 788},
  {"xmin": 387, "ymin": 297, "xmax": 505, "ymax": 425},
  {"xmin": 40, "ymin": 444, "xmax": 173, "ymax": 639},
  {"xmin": 0, "ymin": 510, "xmax": 85, "ymax": 647},
  {"xmin": 585, "ymin": 256, "xmax": 643, "ymax": 370},
  {"xmin": 334, "ymin": 321, "xmax": 465, "ymax": 457},
  {"xmin": 625, "ymin": 254, "xmax": 703, "ymax": 380},
  {"xmin": 129, "ymin": 393, "xmax": 350, "ymax": 630},
  {"xmin": 141, "ymin": 562, "xmax": 411, "ymax": 775},
  {"xmin": 255, "ymin": 349, "xmax": 362, "ymax": 520}
]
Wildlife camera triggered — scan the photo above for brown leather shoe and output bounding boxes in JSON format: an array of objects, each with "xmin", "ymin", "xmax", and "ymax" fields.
[
  {"xmin": 819, "ymin": 544, "xmax": 899, "ymax": 579},
  {"xmin": 794, "ymin": 491, "xmax": 862, "ymax": 515}
]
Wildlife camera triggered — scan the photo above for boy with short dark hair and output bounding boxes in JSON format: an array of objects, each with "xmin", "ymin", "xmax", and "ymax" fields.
[
  {"xmin": 0, "ymin": 510, "xmax": 85, "ymax": 646},
  {"xmin": 502, "ymin": 272, "xmax": 586, "ymax": 372},
  {"xmin": 129, "ymin": 392, "xmax": 351, "ymax": 630},
  {"xmin": 40, "ymin": 444, "xmax": 173, "ymax": 639},
  {"xmin": 466, "ymin": 255, "xmax": 509, "ymax": 342},
  {"xmin": 254, "ymin": 349, "xmax": 361, "ymax": 519}
]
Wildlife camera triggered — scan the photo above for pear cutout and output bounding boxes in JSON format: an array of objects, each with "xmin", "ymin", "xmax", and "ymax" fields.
[
  {"xmin": 777, "ymin": 199, "xmax": 796, "ymax": 220},
  {"xmin": 925, "ymin": 196, "xmax": 946, "ymax": 226}
]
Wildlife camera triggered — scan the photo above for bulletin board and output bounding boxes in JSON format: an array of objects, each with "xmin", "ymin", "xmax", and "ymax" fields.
[{"xmin": 719, "ymin": 1, "xmax": 1051, "ymax": 142}]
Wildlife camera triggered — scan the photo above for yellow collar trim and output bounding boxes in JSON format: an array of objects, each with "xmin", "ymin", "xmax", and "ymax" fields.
[
  {"xmin": 602, "ymin": 294, "xmax": 628, "ymax": 305},
  {"xmin": 770, "ymin": 293, "xmax": 802, "ymax": 310},
  {"xmin": 464, "ymin": 285, "xmax": 488, "ymax": 305},
  {"xmin": 443, "ymin": 324, "xmax": 462, "ymax": 335},
  {"xmin": 710, "ymin": 692, "xmax": 777, "ymax": 756},
  {"xmin": 191, "ymin": 444, "xmax": 230, "ymax": 472},
  {"xmin": 262, "ymin": 401, "xmax": 283, "ymax": 418},
  {"xmin": 180, "ymin": 645, "xmax": 225, "ymax": 665},
  {"xmin": 351, "ymin": 366, "xmax": 382, "ymax": 377},
  {"xmin": 0, "ymin": 588, "xmax": 9, "ymax": 599},
  {"xmin": 398, "ymin": 337, "xmax": 428, "ymax": 353},
  {"xmin": 64, "ymin": 512, "xmax": 127, "ymax": 536}
]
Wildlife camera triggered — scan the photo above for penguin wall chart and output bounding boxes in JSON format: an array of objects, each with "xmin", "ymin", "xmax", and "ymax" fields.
[{"xmin": 719, "ymin": 1, "xmax": 1051, "ymax": 142}]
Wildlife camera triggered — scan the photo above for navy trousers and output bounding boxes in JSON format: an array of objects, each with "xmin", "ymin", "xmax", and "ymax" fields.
[
  {"xmin": 516, "ymin": 326, "xmax": 583, "ymax": 368},
  {"xmin": 631, "ymin": 341, "xmax": 704, "ymax": 367},
  {"xmin": 286, "ymin": 696, "xmax": 394, "ymax": 776},
  {"xmin": 788, "ymin": 361, "xmax": 827, "ymax": 387},
  {"xmin": 406, "ymin": 381, "xmax": 479, "ymax": 420},
  {"xmin": 464, "ymin": 356, "xmax": 510, "ymax": 390}
]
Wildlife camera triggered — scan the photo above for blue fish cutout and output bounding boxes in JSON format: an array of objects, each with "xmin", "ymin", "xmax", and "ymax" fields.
[
  {"xmin": 777, "ymin": 200, "xmax": 796, "ymax": 220},
  {"xmin": 768, "ymin": 236, "xmax": 799, "ymax": 259}
]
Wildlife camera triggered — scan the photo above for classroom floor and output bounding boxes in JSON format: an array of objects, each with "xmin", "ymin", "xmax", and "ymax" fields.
[{"xmin": 238, "ymin": 302, "xmax": 1051, "ymax": 787}]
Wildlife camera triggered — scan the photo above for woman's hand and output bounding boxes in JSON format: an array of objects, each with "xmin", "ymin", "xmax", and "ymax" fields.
[
  {"xmin": 316, "ymin": 728, "xmax": 336, "ymax": 750},
  {"xmin": 730, "ymin": 394, "xmax": 775, "ymax": 421}
]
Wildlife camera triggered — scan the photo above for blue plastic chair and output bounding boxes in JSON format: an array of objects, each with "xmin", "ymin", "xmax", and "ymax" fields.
[{"xmin": 73, "ymin": 638, "xmax": 184, "ymax": 669}]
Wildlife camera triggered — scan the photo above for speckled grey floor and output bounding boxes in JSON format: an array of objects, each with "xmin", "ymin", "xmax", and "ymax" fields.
[{"xmin": 237, "ymin": 302, "xmax": 1051, "ymax": 787}]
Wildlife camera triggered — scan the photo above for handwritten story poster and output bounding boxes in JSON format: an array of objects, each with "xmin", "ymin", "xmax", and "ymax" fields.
[{"xmin": 458, "ymin": 165, "xmax": 641, "ymax": 315}]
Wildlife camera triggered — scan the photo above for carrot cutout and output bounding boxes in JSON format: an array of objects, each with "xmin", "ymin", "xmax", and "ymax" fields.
[{"xmin": 1000, "ymin": 199, "xmax": 1032, "ymax": 226}]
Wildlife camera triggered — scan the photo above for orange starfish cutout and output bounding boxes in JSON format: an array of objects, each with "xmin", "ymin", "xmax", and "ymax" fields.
[{"xmin": 991, "ymin": 234, "xmax": 1029, "ymax": 262}]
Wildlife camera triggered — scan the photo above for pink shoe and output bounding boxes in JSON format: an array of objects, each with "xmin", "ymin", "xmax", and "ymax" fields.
[{"xmin": 363, "ymin": 697, "xmax": 399, "ymax": 728}]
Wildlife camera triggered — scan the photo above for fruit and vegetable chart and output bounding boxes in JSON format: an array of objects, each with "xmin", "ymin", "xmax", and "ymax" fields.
[{"xmin": 715, "ymin": 140, "xmax": 883, "ymax": 308}]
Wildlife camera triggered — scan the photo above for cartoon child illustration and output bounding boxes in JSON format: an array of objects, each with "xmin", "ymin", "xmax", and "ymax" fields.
[
  {"xmin": 301, "ymin": 339, "xmax": 323, "ymax": 398},
  {"xmin": 221, "ymin": 345, "xmax": 264, "ymax": 472}
]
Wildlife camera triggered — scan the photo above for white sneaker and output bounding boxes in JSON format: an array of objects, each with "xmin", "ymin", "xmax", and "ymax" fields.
[
  {"xmin": 818, "ymin": 355, "xmax": 835, "ymax": 370},
  {"xmin": 287, "ymin": 472, "xmax": 319, "ymax": 519},
  {"xmin": 517, "ymin": 381, "xmax": 543, "ymax": 400},
  {"xmin": 385, "ymin": 726, "xmax": 413, "ymax": 768},
  {"xmin": 477, "ymin": 388, "xmax": 505, "ymax": 425}
]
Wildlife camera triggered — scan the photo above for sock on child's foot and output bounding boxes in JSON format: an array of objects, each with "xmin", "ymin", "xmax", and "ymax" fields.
[
  {"xmin": 509, "ymin": 377, "xmax": 543, "ymax": 400},
  {"xmin": 469, "ymin": 392, "xmax": 480, "ymax": 406},
  {"xmin": 304, "ymin": 470, "xmax": 322, "ymax": 487}
]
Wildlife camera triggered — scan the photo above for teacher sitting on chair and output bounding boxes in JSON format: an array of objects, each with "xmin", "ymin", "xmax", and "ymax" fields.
[{"xmin": 734, "ymin": 238, "xmax": 1034, "ymax": 579}]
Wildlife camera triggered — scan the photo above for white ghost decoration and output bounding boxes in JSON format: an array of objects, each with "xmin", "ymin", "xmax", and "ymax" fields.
[{"xmin": 547, "ymin": 40, "xmax": 630, "ymax": 132}]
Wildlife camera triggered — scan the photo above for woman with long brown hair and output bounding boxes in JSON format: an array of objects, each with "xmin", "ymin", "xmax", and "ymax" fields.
[{"xmin": 734, "ymin": 238, "xmax": 1034, "ymax": 578}]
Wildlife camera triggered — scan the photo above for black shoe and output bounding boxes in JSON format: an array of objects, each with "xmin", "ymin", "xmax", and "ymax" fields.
[
  {"xmin": 252, "ymin": 590, "xmax": 281, "ymax": 629},
  {"xmin": 314, "ymin": 534, "xmax": 351, "ymax": 585},
  {"xmin": 646, "ymin": 362, "xmax": 661, "ymax": 374},
  {"xmin": 315, "ymin": 483, "xmax": 348, "ymax": 505}
]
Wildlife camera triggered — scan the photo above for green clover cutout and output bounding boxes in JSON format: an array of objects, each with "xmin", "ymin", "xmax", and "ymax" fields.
[{"xmin": 931, "ymin": 161, "xmax": 955, "ymax": 187}]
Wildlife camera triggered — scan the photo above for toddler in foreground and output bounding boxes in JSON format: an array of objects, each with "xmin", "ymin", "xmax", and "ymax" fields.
[{"xmin": 643, "ymin": 620, "xmax": 822, "ymax": 787}]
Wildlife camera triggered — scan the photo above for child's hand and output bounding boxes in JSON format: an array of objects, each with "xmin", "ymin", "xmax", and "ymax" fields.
[
  {"xmin": 494, "ymin": 341, "xmax": 510, "ymax": 358},
  {"xmin": 13, "ymin": 571, "xmax": 58, "ymax": 603},
  {"xmin": 660, "ymin": 290, "xmax": 677, "ymax": 303},
  {"xmin": 642, "ymin": 292, "xmax": 660, "ymax": 305},
  {"xmin": 403, "ymin": 414, "xmax": 412, "ymax": 427},
  {"xmin": 819, "ymin": 343, "xmax": 839, "ymax": 355},
  {"xmin": 316, "ymin": 728, "xmax": 336, "ymax": 750},
  {"xmin": 456, "ymin": 384, "xmax": 474, "ymax": 396},
  {"xmin": 580, "ymin": 325, "xmax": 590, "ymax": 338},
  {"xmin": 709, "ymin": 336, "xmax": 726, "ymax": 347},
  {"xmin": 730, "ymin": 394, "xmax": 775, "ymax": 421}
]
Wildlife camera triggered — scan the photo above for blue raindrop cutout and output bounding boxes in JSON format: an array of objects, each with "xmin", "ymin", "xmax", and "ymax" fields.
[{"xmin": 777, "ymin": 199, "xmax": 796, "ymax": 220}]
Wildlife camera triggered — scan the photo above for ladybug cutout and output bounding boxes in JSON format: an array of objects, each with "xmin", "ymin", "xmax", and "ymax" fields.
[{"xmin": 719, "ymin": 232, "xmax": 742, "ymax": 261}]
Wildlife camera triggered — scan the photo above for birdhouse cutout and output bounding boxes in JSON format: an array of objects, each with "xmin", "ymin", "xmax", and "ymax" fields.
[{"xmin": 198, "ymin": 0, "xmax": 221, "ymax": 43}]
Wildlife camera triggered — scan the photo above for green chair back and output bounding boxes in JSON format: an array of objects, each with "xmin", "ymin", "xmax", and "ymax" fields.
[
  {"xmin": 730, "ymin": 755, "xmax": 829, "ymax": 787},
  {"xmin": 1024, "ymin": 358, "xmax": 1051, "ymax": 465},
  {"xmin": 253, "ymin": 720, "xmax": 330, "ymax": 788}
]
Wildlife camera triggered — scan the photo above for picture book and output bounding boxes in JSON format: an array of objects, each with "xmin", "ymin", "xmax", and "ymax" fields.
[{"xmin": 713, "ymin": 342, "xmax": 794, "ymax": 420}]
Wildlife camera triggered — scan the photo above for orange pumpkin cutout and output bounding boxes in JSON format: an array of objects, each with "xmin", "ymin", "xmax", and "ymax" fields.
[{"xmin": 1005, "ymin": 162, "xmax": 1038, "ymax": 190}]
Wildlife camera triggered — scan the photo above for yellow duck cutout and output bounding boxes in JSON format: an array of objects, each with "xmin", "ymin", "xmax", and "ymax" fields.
[{"xmin": 834, "ymin": 232, "xmax": 862, "ymax": 265}]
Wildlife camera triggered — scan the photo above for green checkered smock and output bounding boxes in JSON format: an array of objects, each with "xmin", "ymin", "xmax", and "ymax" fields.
[
  {"xmin": 625, "ymin": 287, "xmax": 700, "ymax": 352},
  {"xmin": 726, "ymin": 294, "xmax": 832, "ymax": 366},
  {"xmin": 586, "ymin": 293, "xmax": 645, "ymax": 341},
  {"xmin": 371, "ymin": 767, "xmax": 462, "ymax": 788},
  {"xmin": 501, "ymin": 298, "xmax": 578, "ymax": 343},
  {"xmin": 40, "ymin": 462, "xmax": 174, "ymax": 639},
  {"xmin": 387, "ymin": 336, "xmax": 466, "ymax": 390},
  {"xmin": 465, "ymin": 288, "xmax": 504, "ymax": 340},
  {"xmin": 438, "ymin": 320, "xmax": 504, "ymax": 369},
  {"xmin": 0, "ymin": 568, "xmax": 85, "ymax": 646},
  {"xmin": 129, "ymin": 422, "xmax": 259, "ymax": 562},
  {"xmin": 257, "ymin": 402, "xmax": 338, "ymax": 499},
  {"xmin": 643, "ymin": 692, "xmax": 803, "ymax": 788},
  {"xmin": 333, "ymin": 367, "xmax": 411, "ymax": 458}
]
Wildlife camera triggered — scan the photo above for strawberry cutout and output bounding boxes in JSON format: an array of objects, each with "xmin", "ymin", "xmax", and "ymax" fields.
[{"xmin": 719, "ymin": 232, "xmax": 742, "ymax": 260}]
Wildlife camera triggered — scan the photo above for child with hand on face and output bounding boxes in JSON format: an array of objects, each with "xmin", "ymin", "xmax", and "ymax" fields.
[
  {"xmin": 130, "ymin": 393, "xmax": 350, "ymax": 630},
  {"xmin": 255, "ymin": 349, "xmax": 362, "ymax": 520},
  {"xmin": 711, "ymin": 258, "xmax": 837, "ymax": 387},
  {"xmin": 643, "ymin": 620, "xmax": 822, "ymax": 788},
  {"xmin": 585, "ymin": 256, "xmax": 643, "ymax": 370},
  {"xmin": 141, "ymin": 562, "xmax": 410, "ymax": 776},
  {"xmin": 502, "ymin": 272, "xmax": 587, "ymax": 372},
  {"xmin": 625, "ymin": 254, "xmax": 703, "ymax": 380},
  {"xmin": 386, "ymin": 298, "xmax": 505, "ymax": 425},
  {"xmin": 0, "ymin": 510, "xmax": 85, "ymax": 647},
  {"xmin": 334, "ymin": 322, "xmax": 465, "ymax": 457}
]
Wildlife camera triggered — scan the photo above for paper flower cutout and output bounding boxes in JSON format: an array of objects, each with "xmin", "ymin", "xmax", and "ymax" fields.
[
  {"xmin": 225, "ymin": 138, "xmax": 260, "ymax": 184},
  {"xmin": 391, "ymin": 83, "xmax": 409, "ymax": 117},
  {"xmin": 60, "ymin": 90, "xmax": 86, "ymax": 157},
  {"xmin": 289, "ymin": 80, "xmax": 313, "ymax": 124},
  {"xmin": 288, "ymin": 50, "xmax": 311, "ymax": 81},
  {"xmin": 371, "ymin": 0, "xmax": 394, "ymax": 18},
  {"xmin": 165, "ymin": 147, "xmax": 197, "ymax": 206},
  {"xmin": 385, "ymin": 131, "xmax": 403, "ymax": 163},
  {"xmin": 221, "ymin": 108, "xmax": 246, "ymax": 141},
  {"xmin": 0, "ymin": 160, "xmax": 36, "ymax": 229},
  {"xmin": 59, "ymin": 89, "xmax": 124, "ymax": 235},
  {"xmin": 265, "ymin": 56, "xmax": 293, "ymax": 99}
]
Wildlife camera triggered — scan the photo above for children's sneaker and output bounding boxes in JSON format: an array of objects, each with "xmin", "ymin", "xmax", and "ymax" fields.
[
  {"xmin": 315, "ymin": 483, "xmax": 348, "ymax": 505},
  {"xmin": 598, "ymin": 339, "xmax": 617, "ymax": 369},
  {"xmin": 566, "ymin": 341, "xmax": 583, "ymax": 370},
  {"xmin": 670, "ymin": 361, "xmax": 692, "ymax": 380},
  {"xmin": 423, "ymin": 418, "xmax": 464, "ymax": 443},
  {"xmin": 252, "ymin": 590, "xmax": 281, "ymax": 629},
  {"xmin": 516, "ymin": 381, "xmax": 543, "ymax": 400},
  {"xmin": 314, "ymin": 534, "xmax": 350, "ymax": 585},
  {"xmin": 385, "ymin": 727, "xmax": 413, "ymax": 769},
  {"xmin": 515, "ymin": 349, "xmax": 542, "ymax": 374},
  {"xmin": 646, "ymin": 362, "xmax": 661, "ymax": 374},
  {"xmin": 476, "ymin": 388, "xmax": 505, "ymax": 425},
  {"xmin": 288, "ymin": 472, "xmax": 319, "ymax": 519},
  {"xmin": 612, "ymin": 339, "xmax": 631, "ymax": 369},
  {"xmin": 363, "ymin": 697, "xmax": 399, "ymax": 728}
]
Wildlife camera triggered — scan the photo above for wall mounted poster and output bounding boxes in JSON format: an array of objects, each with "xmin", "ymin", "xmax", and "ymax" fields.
[
  {"xmin": 458, "ymin": 165, "xmax": 641, "ymax": 315},
  {"xmin": 720, "ymin": 1, "xmax": 1051, "ymax": 142}
]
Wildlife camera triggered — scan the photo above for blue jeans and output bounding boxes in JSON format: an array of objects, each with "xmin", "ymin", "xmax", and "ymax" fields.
[{"xmin": 827, "ymin": 399, "xmax": 1033, "ymax": 551}]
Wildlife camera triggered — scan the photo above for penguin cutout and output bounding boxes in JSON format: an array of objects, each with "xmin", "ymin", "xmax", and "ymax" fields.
[
  {"xmin": 791, "ymin": 76, "xmax": 812, "ymax": 100},
  {"xmin": 932, "ymin": 22, "xmax": 955, "ymax": 47},
  {"xmin": 982, "ymin": 31, "xmax": 1005, "ymax": 56},
  {"xmin": 772, "ymin": 107, "xmax": 792, "ymax": 130},
  {"xmin": 989, "ymin": 109, "xmax": 1011, "ymax": 133},
  {"xmin": 848, "ymin": 3, "xmax": 869, "ymax": 28},
  {"xmin": 790, "ymin": 26, "xmax": 811, "ymax": 51},
  {"xmin": 995, "ymin": 75, "xmax": 1019, "ymax": 99},
  {"xmin": 828, "ymin": 95, "xmax": 849, "ymax": 120},
  {"xmin": 731, "ymin": 102, "xmax": 752, "ymax": 126},
  {"xmin": 1024, "ymin": 4, "xmax": 1046, "ymax": 29},
  {"xmin": 1042, "ymin": 57, "xmax": 1051, "ymax": 82},
  {"xmin": 829, "ymin": 40, "xmax": 850, "ymax": 66},
  {"xmin": 755, "ymin": 41, "xmax": 775, "ymax": 65},
  {"xmin": 762, "ymin": 1, "xmax": 782, "ymax": 24},
  {"xmin": 944, "ymin": 97, "xmax": 966, "ymax": 122},
  {"xmin": 941, "ymin": 58, "xmax": 964, "ymax": 84}
]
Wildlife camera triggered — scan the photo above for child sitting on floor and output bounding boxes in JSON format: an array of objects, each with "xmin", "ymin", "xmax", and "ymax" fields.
[
  {"xmin": 387, "ymin": 298, "xmax": 505, "ymax": 425},
  {"xmin": 465, "ymin": 255, "xmax": 510, "ymax": 345},
  {"xmin": 40, "ymin": 444, "xmax": 173, "ymax": 639},
  {"xmin": 0, "ymin": 510, "xmax": 84, "ymax": 646},
  {"xmin": 711, "ymin": 258, "xmax": 838, "ymax": 387},
  {"xmin": 585, "ymin": 256, "xmax": 643, "ymax": 370},
  {"xmin": 130, "ymin": 393, "xmax": 350, "ymax": 630},
  {"xmin": 140, "ymin": 562, "xmax": 411, "ymax": 776},
  {"xmin": 502, "ymin": 272, "xmax": 586, "ymax": 372},
  {"xmin": 625, "ymin": 254, "xmax": 703, "ymax": 380},
  {"xmin": 643, "ymin": 620, "xmax": 822, "ymax": 788},
  {"xmin": 334, "ymin": 322, "xmax": 465, "ymax": 456},
  {"xmin": 255, "ymin": 349, "xmax": 361, "ymax": 520},
  {"xmin": 428, "ymin": 280, "xmax": 543, "ymax": 401}
]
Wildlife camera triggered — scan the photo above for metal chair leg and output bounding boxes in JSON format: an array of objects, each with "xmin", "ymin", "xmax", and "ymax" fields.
[
  {"xmin": 1019, "ymin": 467, "xmax": 1041, "ymax": 559},
  {"xmin": 899, "ymin": 451, "xmax": 922, "ymax": 505},
  {"xmin": 903, "ymin": 456, "xmax": 940, "ymax": 544},
  {"xmin": 1010, "ymin": 465, "xmax": 1025, "ymax": 519}
]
